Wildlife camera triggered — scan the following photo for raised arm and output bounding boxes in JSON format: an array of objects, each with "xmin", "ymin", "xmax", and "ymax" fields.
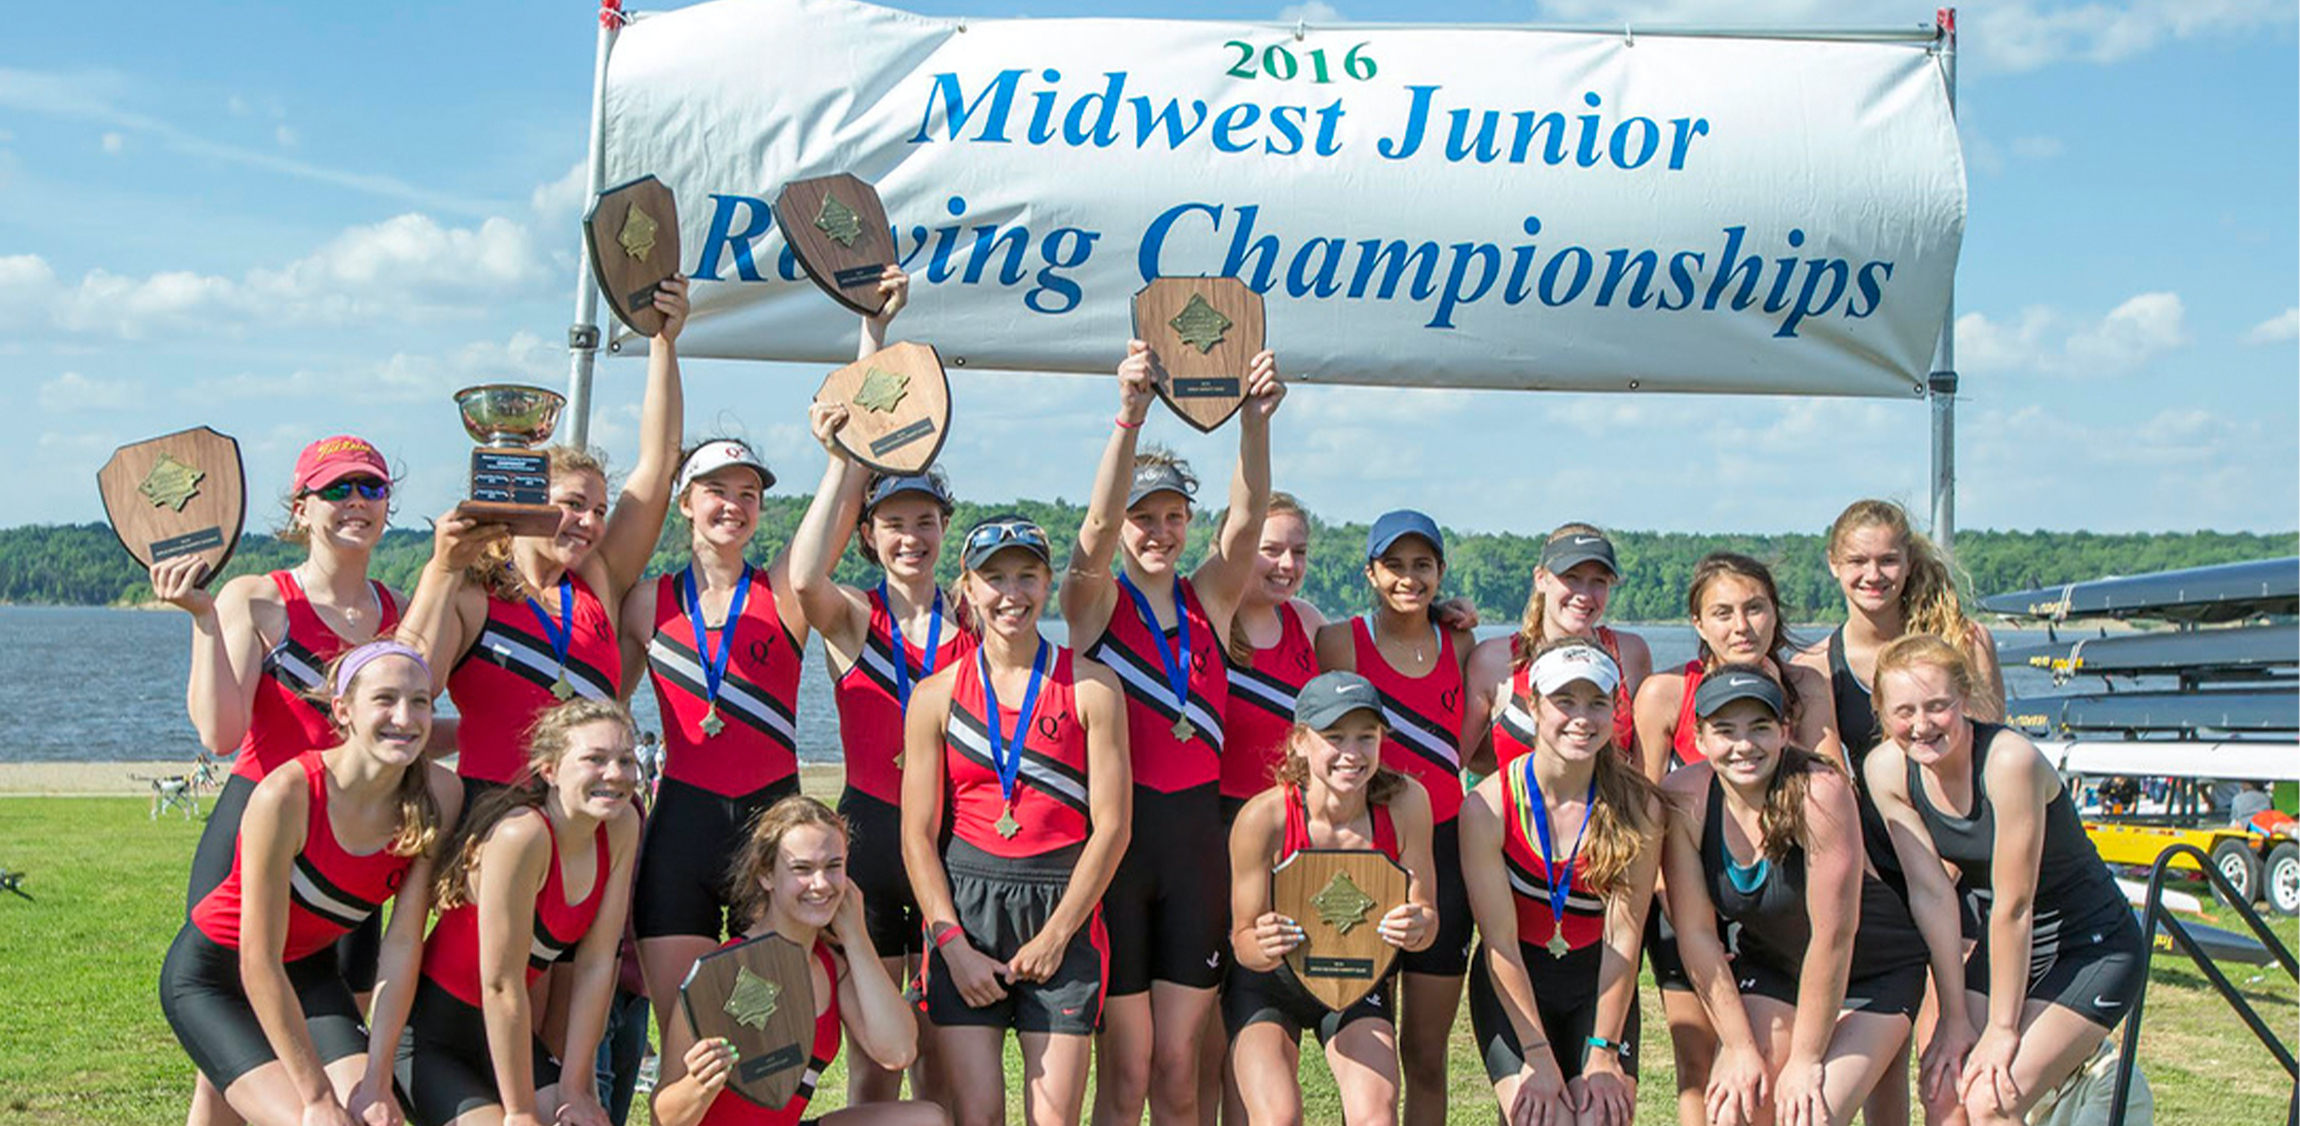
[
  {"xmin": 1190, "ymin": 350, "xmax": 1283, "ymax": 629},
  {"xmin": 1058, "ymin": 343, "xmax": 1158, "ymax": 644},
  {"xmin": 595, "ymin": 279, "xmax": 689, "ymax": 604},
  {"xmin": 153, "ymin": 564, "xmax": 270, "ymax": 757},
  {"xmin": 234, "ymin": 773, "xmax": 351, "ymax": 1124},
  {"xmin": 786, "ymin": 402, "xmax": 873, "ymax": 658},
  {"xmin": 1006, "ymin": 661, "xmax": 1133, "ymax": 985},
  {"xmin": 1776, "ymin": 768, "xmax": 1864, "ymax": 1126},
  {"xmin": 857, "ymin": 266, "xmax": 909, "ymax": 356},
  {"xmin": 396, "ymin": 514, "xmax": 498, "ymax": 696},
  {"xmin": 832, "ymin": 893, "xmax": 920, "ymax": 1072}
]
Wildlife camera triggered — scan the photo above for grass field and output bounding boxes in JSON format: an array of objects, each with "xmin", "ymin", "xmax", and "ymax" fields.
[{"xmin": 0, "ymin": 798, "xmax": 2291, "ymax": 1124}]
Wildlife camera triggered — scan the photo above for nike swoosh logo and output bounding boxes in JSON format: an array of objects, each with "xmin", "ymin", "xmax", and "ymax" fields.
[
  {"xmin": 1572, "ymin": 536, "xmax": 1602, "ymax": 545},
  {"xmin": 1206, "ymin": 952, "xmax": 1222, "ymax": 968},
  {"xmin": 2093, "ymin": 995, "xmax": 2123, "ymax": 1009}
]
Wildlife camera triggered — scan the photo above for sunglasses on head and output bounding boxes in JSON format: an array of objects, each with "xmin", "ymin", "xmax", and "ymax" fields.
[
  {"xmin": 308, "ymin": 478, "xmax": 390, "ymax": 502},
  {"xmin": 965, "ymin": 519, "xmax": 1048, "ymax": 554}
]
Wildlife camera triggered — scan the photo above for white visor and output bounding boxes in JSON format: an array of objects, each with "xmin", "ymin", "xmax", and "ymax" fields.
[
  {"xmin": 1528, "ymin": 644, "xmax": 1622, "ymax": 698},
  {"xmin": 674, "ymin": 440, "xmax": 772, "ymax": 498}
]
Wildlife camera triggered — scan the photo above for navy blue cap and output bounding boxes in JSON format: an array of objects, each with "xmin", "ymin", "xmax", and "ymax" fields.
[{"xmin": 1366, "ymin": 510, "xmax": 1444, "ymax": 563}]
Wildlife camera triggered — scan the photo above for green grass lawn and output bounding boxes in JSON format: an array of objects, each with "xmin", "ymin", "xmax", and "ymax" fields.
[{"xmin": 1, "ymin": 798, "xmax": 2292, "ymax": 1124}]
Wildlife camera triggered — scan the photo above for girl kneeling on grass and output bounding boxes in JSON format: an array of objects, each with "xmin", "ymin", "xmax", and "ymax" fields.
[
  {"xmin": 161, "ymin": 640, "xmax": 460, "ymax": 1126},
  {"xmin": 1224, "ymin": 670, "xmax": 1438, "ymax": 1126},
  {"xmin": 395, "ymin": 698, "xmax": 642, "ymax": 1126},
  {"xmin": 650, "ymin": 795, "xmax": 943, "ymax": 1126}
]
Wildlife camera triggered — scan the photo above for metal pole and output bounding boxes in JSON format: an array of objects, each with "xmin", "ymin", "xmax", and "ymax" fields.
[
  {"xmin": 564, "ymin": 4, "xmax": 622, "ymax": 450},
  {"xmin": 1929, "ymin": 8, "xmax": 1959, "ymax": 554}
]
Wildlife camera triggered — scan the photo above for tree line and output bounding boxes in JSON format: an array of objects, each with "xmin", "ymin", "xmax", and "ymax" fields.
[{"xmin": 4, "ymin": 507, "xmax": 2290, "ymax": 623}]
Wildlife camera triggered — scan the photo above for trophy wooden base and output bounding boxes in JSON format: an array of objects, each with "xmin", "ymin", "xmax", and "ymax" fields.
[{"xmin": 454, "ymin": 500, "xmax": 565, "ymax": 538}]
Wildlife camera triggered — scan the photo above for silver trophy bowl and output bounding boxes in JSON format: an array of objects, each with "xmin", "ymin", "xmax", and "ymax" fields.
[{"xmin": 455, "ymin": 384, "xmax": 566, "ymax": 448}]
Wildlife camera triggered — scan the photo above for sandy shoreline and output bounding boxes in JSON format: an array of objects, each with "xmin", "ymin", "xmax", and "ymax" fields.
[{"xmin": 0, "ymin": 760, "xmax": 850, "ymax": 798}]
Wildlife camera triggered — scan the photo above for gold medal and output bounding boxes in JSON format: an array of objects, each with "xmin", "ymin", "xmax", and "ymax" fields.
[
  {"xmin": 1546, "ymin": 923, "xmax": 1570, "ymax": 960},
  {"xmin": 996, "ymin": 805, "xmax": 1021, "ymax": 839},
  {"xmin": 700, "ymin": 705, "xmax": 724, "ymax": 737},
  {"xmin": 552, "ymin": 671, "xmax": 574, "ymax": 700},
  {"xmin": 1172, "ymin": 718, "xmax": 1194, "ymax": 742}
]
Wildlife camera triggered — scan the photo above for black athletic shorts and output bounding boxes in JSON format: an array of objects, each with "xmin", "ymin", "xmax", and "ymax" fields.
[
  {"xmin": 1467, "ymin": 942, "xmax": 1641, "ymax": 1084},
  {"xmin": 839, "ymin": 787, "xmax": 922, "ymax": 958},
  {"xmin": 1734, "ymin": 956, "xmax": 1928, "ymax": 1019},
  {"xmin": 185, "ymin": 772, "xmax": 383, "ymax": 993},
  {"xmin": 1103, "ymin": 784, "xmax": 1228, "ymax": 994},
  {"xmin": 159, "ymin": 926, "xmax": 368, "ymax": 1090},
  {"xmin": 396, "ymin": 976, "xmax": 562, "ymax": 1125},
  {"xmin": 1646, "ymin": 897, "xmax": 1732, "ymax": 993},
  {"xmin": 922, "ymin": 839, "xmax": 1107, "ymax": 1035},
  {"xmin": 634, "ymin": 774, "xmax": 801, "ymax": 940},
  {"xmin": 1965, "ymin": 903, "xmax": 2147, "ymax": 1030},
  {"xmin": 1222, "ymin": 961, "xmax": 1394, "ymax": 1046},
  {"xmin": 1398, "ymin": 817, "xmax": 1473, "ymax": 977}
]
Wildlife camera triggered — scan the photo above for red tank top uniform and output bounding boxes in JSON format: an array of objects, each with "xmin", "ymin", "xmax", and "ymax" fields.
[
  {"xmin": 645, "ymin": 568, "xmax": 804, "ymax": 798},
  {"xmin": 696, "ymin": 938, "xmax": 842, "ymax": 1125},
  {"xmin": 1350, "ymin": 618, "xmax": 1467, "ymax": 823},
  {"xmin": 192, "ymin": 752, "xmax": 415, "ymax": 957},
  {"xmin": 942, "ymin": 647, "xmax": 1092, "ymax": 857},
  {"xmin": 1221, "ymin": 603, "xmax": 1320, "ymax": 803},
  {"xmin": 420, "ymin": 816, "xmax": 612, "ymax": 1007},
  {"xmin": 1670, "ymin": 660, "xmax": 1709, "ymax": 769},
  {"xmin": 1492, "ymin": 636, "xmax": 1642, "ymax": 772},
  {"xmin": 449, "ymin": 575, "xmax": 622, "ymax": 785},
  {"xmin": 1500, "ymin": 767, "xmax": 1606, "ymax": 954},
  {"xmin": 835, "ymin": 586, "xmax": 974, "ymax": 805},
  {"xmin": 1083, "ymin": 578, "xmax": 1228, "ymax": 794},
  {"xmin": 1277, "ymin": 783, "xmax": 1400, "ymax": 862},
  {"xmin": 231, "ymin": 572, "xmax": 402, "ymax": 782}
]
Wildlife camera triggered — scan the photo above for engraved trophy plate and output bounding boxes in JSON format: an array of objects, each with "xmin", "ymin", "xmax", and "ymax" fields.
[
  {"xmin": 96, "ymin": 426, "xmax": 246, "ymax": 585},
  {"xmin": 1130, "ymin": 277, "xmax": 1265, "ymax": 433},
  {"xmin": 814, "ymin": 341, "xmax": 951, "ymax": 476},
  {"xmin": 452, "ymin": 384, "xmax": 566, "ymax": 538},
  {"xmin": 585, "ymin": 175, "xmax": 682, "ymax": 338},
  {"xmin": 1272, "ymin": 848, "xmax": 1409, "ymax": 1010},
  {"xmin": 681, "ymin": 933, "xmax": 817, "ymax": 1108},
  {"xmin": 775, "ymin": 173, "xmax": 896, "ymax": 317}
]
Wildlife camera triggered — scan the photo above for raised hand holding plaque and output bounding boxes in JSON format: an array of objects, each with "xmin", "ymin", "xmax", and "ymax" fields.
[
  {"xmin": 1271, "ymin": 848, "xmax": 1409, "ymax": 1010},
  {"xmin": 1131, "ymin": 277, "xmax": 1266, "ymax": 433},
  {"xmin": 775, "ymin": 174, "xmax": 897, "ymax": 317},
  {"xmin": 585, "ymin": 175, "xmax": 682, "ymax": 338},
  {"xmin": 814, "ymin": 342, "xmax": 951, "ymax": 476},
  {"xmin": 96, "ymin": 426, "xmax": 246, "ymax": 585}
]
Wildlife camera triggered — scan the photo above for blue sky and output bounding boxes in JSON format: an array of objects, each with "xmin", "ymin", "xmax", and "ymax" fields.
[{"xmin": 5, "ymin": 0, "xmax": 2294, "ymax": 539}]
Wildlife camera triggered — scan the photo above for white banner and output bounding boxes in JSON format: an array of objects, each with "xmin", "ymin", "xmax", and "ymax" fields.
[{"xmin": 599, "ymin": 0, "xmax": 1964, "ymax": 397}]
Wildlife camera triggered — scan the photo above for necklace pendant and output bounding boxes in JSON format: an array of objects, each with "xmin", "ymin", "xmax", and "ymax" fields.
[
  {"xmin": 1546, "ymin": 924, "xmax": 1570, "ymax": 960},
  {"xmin": 1171, "ymin": 718, "xmax": 1195, "ymax": 742},
  {"xmin": 996, "ymin": 806, "xmax": 1022, "ymax": 839},
  {"xmin": 551, "ymin": 671, "xmax": 575, "ymax": 700},
  {"xmin": 699, "ymin": 706, "xmax": 725, "ymax": 737}
]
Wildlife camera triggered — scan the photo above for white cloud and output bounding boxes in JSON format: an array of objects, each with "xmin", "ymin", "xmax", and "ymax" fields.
[
  {"xmin": 1958, "ymin": 292, "xmax": 2187, "ymax": 377},
  {"xmin": 99, "ymin": 131, "xmax": 123, "ymax": 154},
  {"xmin": 2009, "ymin": 135, "xmax": 2065, "ymax": 160},
  {"xmin": 1278, "ymin": 2, "xmax": 1344, "ymax": 21},
  {"xmin": 185, "ymin": 330, "xmax": 562, "ymax": 404},
  {"xmin": 530, "ymin": 160, "xmax": 589, "ymax": 228},
  {"xmin": 275, "ymin": 125, "xmax": 297, "ymax": 148},
  {"xmin": 37, "ymin": 372, "xmax": 138, "ymax": 411},
  {"xmin": 1526, "ymin": 1, "xmax": 2293, "ymax": 73},
  {"xmin": 2246, "ymin": 307, "xmax": 2299, "ymax": 344}
]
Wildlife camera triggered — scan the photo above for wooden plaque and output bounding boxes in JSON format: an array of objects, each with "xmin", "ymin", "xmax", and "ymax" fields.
[
  {"xmin": 1273, "ymin": 848, "xmax": 1408, "ymax": 1010},
  {"xmin": 585, "ymin": 175, "xmax": 682, "ymax": 338},
  {"xmin": 815, "ymin": 342, "xmax": 951, "ymax": 476},
  {"xmin": 681, "ymin": 933, "xmax": 817, "ymax": 1109},
  {"xmin": 775, "ymin": 174, "xmax": 895, "ymax": 317},
  {"xmin": 1131, "ymin": 277, "xmax": 1265, "ymax": 433},
  {"xmin": 96, "ymin": 426, "xmax": 246, "ymax": 586}
]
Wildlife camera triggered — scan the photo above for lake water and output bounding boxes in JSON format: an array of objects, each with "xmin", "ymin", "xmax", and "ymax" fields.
[{"xmin": 0, "ymin": 606, "xmax": 2065, "ymax": 764}]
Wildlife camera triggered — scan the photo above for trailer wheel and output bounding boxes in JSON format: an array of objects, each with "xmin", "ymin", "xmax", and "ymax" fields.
[
  {"xmin": 2264, "ymin": 843, "xmax": 2300, "ymax": 918},
  {"xmin": 2210, "ymin": 838, "xmax": 2262, "ymax": 907}
]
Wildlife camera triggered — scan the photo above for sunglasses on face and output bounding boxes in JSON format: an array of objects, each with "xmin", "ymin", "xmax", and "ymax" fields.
[
  {"xmin": 965, "ymin": 519, "xmax": 1048, "ymax": 555},
  {"xmin": 308, "ymin": 478, "xmax": 390, "ymax": 502}
]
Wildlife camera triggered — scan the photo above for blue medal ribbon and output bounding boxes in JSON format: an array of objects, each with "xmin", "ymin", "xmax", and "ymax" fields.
[
  {"xmin": 880, "ymin": 579, "xmax": 945, "ymax": 709},
  {"xmin": 526, "ymin": 575, "xmax": 575, "ymax": 696},
  {"xmin": 978, "ymin": 640, "xmax": 1049, "ymax": 824},
  {"xmin": 1516, "ymin": 753, "xmax": 1597, "ymax": 957},
  {"xmin": 1117, "ymin": 572, "xmax": 1195, "ymax": 740},
  {"xmin": 681, "ymin": 563, "xmax": 751, "ymax": 731}
]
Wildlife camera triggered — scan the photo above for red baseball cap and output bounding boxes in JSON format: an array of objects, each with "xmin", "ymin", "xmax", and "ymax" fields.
[{"xmin": 293, "ymin": 435, "xmax": 391, "ymax": 493}]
